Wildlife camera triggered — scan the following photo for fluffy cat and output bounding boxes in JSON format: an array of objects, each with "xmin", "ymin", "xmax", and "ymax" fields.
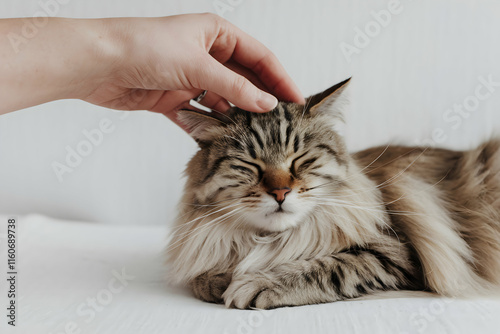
[{"xmin": 166, "ymin": 78, "xmax": 500, "ymax": 309}]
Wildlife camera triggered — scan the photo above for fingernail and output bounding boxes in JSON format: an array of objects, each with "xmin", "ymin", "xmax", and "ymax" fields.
[{"xmin": 257, "ymin": 92, "xmax": 278, "ymax": 111}]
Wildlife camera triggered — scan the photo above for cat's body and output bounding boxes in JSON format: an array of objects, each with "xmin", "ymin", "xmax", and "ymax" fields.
[{"xmin": 166, "ymin": 79, "xmax": 500, "ymax": 309}]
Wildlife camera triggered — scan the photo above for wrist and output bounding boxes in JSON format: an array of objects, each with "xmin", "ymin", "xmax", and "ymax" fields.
[{"xmin": 62, "ymin": 18, "xmax": 126, "ymax": 100}]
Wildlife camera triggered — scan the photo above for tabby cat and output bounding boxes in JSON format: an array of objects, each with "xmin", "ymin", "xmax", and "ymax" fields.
[{"xmin": 166, "ymin": 78, "xmax": 500, "ymax": 309}]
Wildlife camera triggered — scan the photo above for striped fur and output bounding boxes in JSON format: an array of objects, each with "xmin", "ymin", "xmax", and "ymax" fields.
[{"xmin": 166, "ymin": 79, "xmax": 500, "ymax": 309}]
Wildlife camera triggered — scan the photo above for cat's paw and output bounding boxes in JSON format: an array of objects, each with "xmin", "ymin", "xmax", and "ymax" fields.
[
  {"xmin": 223, "ymin": 272, "xmax": 281, "ymax": 309},
  {"xmin": 191, "ymin": 272, "xmax": 232, "ymax": 304}
]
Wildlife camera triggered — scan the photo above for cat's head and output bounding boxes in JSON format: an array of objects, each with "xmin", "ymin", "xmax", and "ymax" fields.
[{"xmin": 180, "ymin": 78, "xmax": 352, "ymax": 232}]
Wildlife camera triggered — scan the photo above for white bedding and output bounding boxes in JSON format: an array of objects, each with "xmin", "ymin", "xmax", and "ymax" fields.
[
  {"xmin": 1, "ymin": 214, "xmax": 499, "ymax": 334},
  {"xmin": 2, "ymin": 0, "xmax": 500, "ymax": 227}
]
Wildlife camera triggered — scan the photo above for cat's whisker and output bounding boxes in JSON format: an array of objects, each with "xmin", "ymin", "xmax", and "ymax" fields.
[
  {"xmin": 166, "ymin": 206, "xmax": 244, "ymax": 252},
  {"xmin": 311, "ymin": 199, "xmax": 385, "ymax": 214},
  {"xmin": 318, "ymin": 159, "xmax": 448, "ymax": 205},
  {"xmin": 301, "ymin": 179, "xmax": 345, "ymax": 191},
  {"xmin": 220, "ymin": 214, "xmax": 247, "ymax": 243},
  {"xmin": 304, "ymin": 144, "xmax": 396, "ymax": 188},
  {"xmin": 355, "ymin": 146, "xmax": 424, "ymax": 179},
  {"xmin": 314, "ymin": 207, "xmax": 388, "ymax": 245},
  {"xmin": 309, "ymin": 197, "xmax": 422, "ymax": 220},
  {"xmin": 184, "ymin": 194, "xmax": 251, "ymax": 208},
  {"xmin": 374, "ymin": 149, "xmax": 429, "ymax": 190},
  {"xmin": 191, "ymin": 209, "xmax": 245, "ymax": 246},
  {"xmin": 313, "ymin": 200, "xmax": 402, "ymax": 248},
  {"xmin": 178, "ymin": 202, "xmax": 242, "ymax": 226},
  {"xmin": 322, "ymin": 147, "xmax": 423, "ymax": 192},
  {"xmin": 178, "ymin": 199, "xmax": 237, "ymax": 219},
  {"xmin": 354, "ymin": 144, "xmax": 391, "ymax": 175},
  {"xmin": 380, "ymin": 171, "xmax": 449, "ymax": 207},
  {"xmin": 310, "ymin": 197, "xmax": 410, "ymax": 214},
  {"xmin": 301, "ymin": 149, "xmax": 440, "ymax": 206},
  {"xmin": 168, "ymin": 202, "xmax": 244, "ymax": 238},
  {"xmin": 309, "ymin": 196, "xmax": 443, "ymax": 221}
]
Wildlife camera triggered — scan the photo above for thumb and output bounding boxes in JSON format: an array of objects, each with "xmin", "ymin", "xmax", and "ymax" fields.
[{"xmin": 195, "ymin": 56, "xmax": 278, "ymax": 112}]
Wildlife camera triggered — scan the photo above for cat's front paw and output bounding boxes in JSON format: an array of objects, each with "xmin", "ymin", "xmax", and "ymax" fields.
[
  {"xmin": 223, "ymin": 273, "xmax": 281, "ymax": 309},
  {"xmin": 191, "ymin": 272, "xmax": 232, "ymax": 304}
]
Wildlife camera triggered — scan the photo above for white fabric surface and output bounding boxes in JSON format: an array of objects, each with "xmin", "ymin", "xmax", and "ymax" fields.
[
  {"xmin": 1, "ymin": 214, "xmax": 499, "ymax": 334},
  {"xmin": 1, "ymin": 0, "xmax": 500, "ymax": 225}
]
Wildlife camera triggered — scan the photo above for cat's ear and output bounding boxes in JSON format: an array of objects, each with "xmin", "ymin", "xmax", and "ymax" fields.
[
  {"xmin": 306, "ymin": 77, "xmax": 351, "ymax": 116},
  {"xmin": 177, "ymin": 110, "xmax": 229, "ymax": 143},
  {"xmin": 305, "ymin": 78, "xmax": 351, "ymax": 135}
]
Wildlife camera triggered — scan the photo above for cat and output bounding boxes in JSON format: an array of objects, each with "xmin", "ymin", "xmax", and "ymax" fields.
[{"xmin": 166, "ymin": 78, "xmax": 500, "ymax": 309}]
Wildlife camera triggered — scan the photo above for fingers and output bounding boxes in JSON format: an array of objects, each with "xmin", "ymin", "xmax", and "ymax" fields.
[
  {"xmin": 223, "ymin": 60, "xmax": 268, "ymax": 93},
  {"xmin": 212, "ymin": 19, "xmax": 305, "ymax": 104},
  {"xmin": 193, "ymin": 56, "xmax": 278, "ymax": 112},
  {"xmin": 149, "ymin": 89, "xmax": 196, "ymax": 119},
  {"xmin": 197, "ymin": 91, "xmax": 231, "ymax": 112},
  {"xmin": 149, "ymin": 88, "xmax": 231, "ymax": 131},
  {"xmin": 149, "ymin": 89, "xmax": 230, "ymax": 114}
]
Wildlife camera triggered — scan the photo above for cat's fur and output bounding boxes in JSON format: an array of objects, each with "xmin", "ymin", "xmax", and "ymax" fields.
[{"xmin": 166, "ymin": 78, "xmax": 500, "ymax": 309}]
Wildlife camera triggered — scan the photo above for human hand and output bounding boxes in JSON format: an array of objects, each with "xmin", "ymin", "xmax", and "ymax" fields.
[{"xmin": 82, "ymin": 13, "xmax": 304, "ymax": 125}]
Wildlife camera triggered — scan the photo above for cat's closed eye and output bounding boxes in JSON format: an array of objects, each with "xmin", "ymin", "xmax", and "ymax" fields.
[
  {"xmin": 228, "ymin": 158, "xmax": 263, "ymax": 181},
  {"xmin": 289, "ymin": 152, "xmax": 307, "ymax": 177}
]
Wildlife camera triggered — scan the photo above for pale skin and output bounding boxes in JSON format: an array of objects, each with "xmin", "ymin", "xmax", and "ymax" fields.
[{"xmin": 0, "ymin": 13, "xmax": 304, "ymax": 128}]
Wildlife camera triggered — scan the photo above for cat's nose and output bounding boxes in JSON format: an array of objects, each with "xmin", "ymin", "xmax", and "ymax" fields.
[{"xmin": 268, "ymin": 187, "xmax": 291, "ymax": 205}]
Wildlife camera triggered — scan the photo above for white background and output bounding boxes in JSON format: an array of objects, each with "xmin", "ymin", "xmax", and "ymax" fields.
[{"xmin": 1, "ymin": 0, "xmax": 500, "ymax": 225}]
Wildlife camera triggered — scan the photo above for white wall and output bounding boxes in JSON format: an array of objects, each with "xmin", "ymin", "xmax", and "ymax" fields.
[{"xmin": 1, "ymin": 0, "xmax": 500, "ymax": 225}]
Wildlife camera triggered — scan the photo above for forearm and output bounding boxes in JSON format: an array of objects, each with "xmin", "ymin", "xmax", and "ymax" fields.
[
  {"xmin": 0, "ymin": 14, "xmax": 303, "ymax": 117},
  {"xmin": 0, "ymin": 18, "xmax": 121, "ymax": 114}
]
